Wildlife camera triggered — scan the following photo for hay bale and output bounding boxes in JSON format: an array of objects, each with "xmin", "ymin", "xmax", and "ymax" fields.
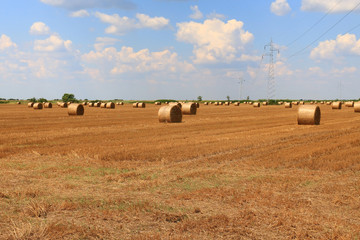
[
  {"xmin": 27, "ymin": 102, "xmax": 34, "ymax": 108},
  {"xmin": 57, "ymin": 102, "xmax": 61, "ymax": 106},
  {"xmin": 17, "ymin": 102, "xmax": 21, "ymax": 105},
  {"xmin": 44, "ymin": 102, "xmax": 52, "ymax": 108},
  {"xmin": 158, "ymin": 105, "xmax": 182, "ymax": 123},
  {"xmin": 299, "ymin": 101, "xmax": 304, "ymax": 105},
  {"xmin": 225, "ymin": 102, "xmax": 230, "ymax": 106},
  {"xmin": 138, "ymin": 102, "xmax": 146, "ymax": 108},
  {"xmin": 293, "ymin": 101, "xmax": 299, "ymax": 105},
  {"xmin": 169, "ymin": 102, "xmax": 181, "ymax": 108},
  {"xmin": 285, "ymin": 102, "xmax": 292, "ymax": 108},
  {"xmin": 332, "ymin": 102, "xmax": 342, "ymax": 109},
  {"xmin": 326, "ymin": 101, "xmax": 332, "ymax": 105},
  {"xmin": 262, "ymin": 102, "xmax": 268, "ymax": 106},
  {"xmin": 100, "ymin": 103, "xmax": 106, "ymax": 108},
  {"xmin": 196, "ymin": 102, "xmax": 200, "ymax": 108},
  {"xmin": 133, "ymin": 102, "xmax": 139, "ymax": 108},
  {"xmin": 68, "ymin": 104, "xmax": 84, "ymax": 116},
  {"xmin": 234, "ymin": 102, "xmax": 240, "ymax": 106},
  {"xmin": 345, "ymin": 101, "xmax": 354, "ymax": 107},
  {"xmin": 297, "ymin": 105, "xmax": 320, "ymax": 125},
  {"xmin": 219, "ymin": 102, "xmax": 224, "ymax": 105},
  {"xmin": 94, "ymin": 102, "xmax": 100, "ymax": 107},
  {"xmin": 88, "ymin": 102, "xmax": 94, "ymax": 107},
  {"xmin": 60, "ymin": 102, "xmax": 68, "ymax": 108},
  {"xmin": 204, "ymin": 102, "xmax": 209, "ymax": 105},
  {"xmin": 182, "ymin": 102, "xmax": 197, "ymax": 115},
  {"xmin": 253, "ymin": 102, "xmax": 260, "ymax": 108},
  {"xmin": 33, "ymin": 103, "xmax": 43, "ymax": 110},
  {"xmin": 155, "ymin": 102, "xmax": 161, "ymax": 105},
  {"xmin": 354, "ymin": 102, "xmax": 360, "ymax": 112},
  {"xmin": 106, "ymin": 102, "xmax": 115, "ymax": 109}
]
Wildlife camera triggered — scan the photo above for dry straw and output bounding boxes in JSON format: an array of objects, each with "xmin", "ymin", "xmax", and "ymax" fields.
[
  {"xmin": 133, "ymin": 102, "xmax": 139, "ymax": 108},
  {"xmin": 196, "ymin": 102, "xmax": 200, "ymax": 108},
  {"xmin": 88, "ymin": 102, "xmax": 94, "ymax": 107},
  {"xmin": 225, "ymin": 102, "xmax": 230, "ymax": 106},
  {"xmin": 234, "ymin": 102, "xmax": 240, "ymax": 106},
  {"xmin": 27, "ymin": 102, "xmax": 34, "ymax": 108},
  {"xmin": 44, "ymin": 102, "xmax": 52, "ymax": 108},
  {"xmin": 262, "ymin": 102, "xmax": 268, "ymax": 106},
  {"xmin": 60, "ymin": 102, "xmax": 68, "ymax": 108},
  {"xmin": 297, "ymin": 105, "xmax": 320, "ymax": 125},
  {"xmin": 138, "ymin": 102, "xmax": 146, "ymax": 108},
  {"xmin": 354, "ymin": 102, "xmax": 360, "ymax": 112},
  {"xmin": 332, "ymin": 102, "xmax": 342, "ymax": 109},
  {"xmin": 285, "ymin": 102, "xmax": 292, "ymax": 108},
  {"xmin": 100, "ymin": 103, "xmax": 107, "ymax": 108},
  {"xmin": 158, "ymin": 105, "xmax": 182, "ymax": 123},
  {"xmin": 94, "ymin": 102, "xmax": 100, "ymax": 107},
  {"xmin": 68, "ymin": 104, "xmax": 84, "ymax": 116},
  {"xmin": 204, "ymin": 102, "xmax": 209, "ymax": 105},
  {"xmin": 155, "ymin": 102, "xmax": 161, "ymax": 105},
  {"xmin": 326, "ymin": 101, "xmax": 332, "ymax": 105},
  {"xmin": 106, "ymin": 102, "xmax": 115, "ymax": 109},
  {"xmin": 169, "ymin": 102, "xmax": 181, "ymax": 108},
  {"xmin": 33, "ymin": 103, "xmax": 43, "ymax": 110},
  {"xmin": 182, "ymin": 102, "xmax": 197, "ymax": 115},
  {"xmin": 345, "ymin": 101, "xmax": 354, "ymax": 107},
  {"xmin": 299, "ymin": 101, "xmax": 304, "ymax": 105},
  {"xmin": 17, "ymin": 102, "xmax": 21, "ymax": 104},
  {"xmin": 253, "ymin": 102, "xmax": 260, "ymax": 108}
]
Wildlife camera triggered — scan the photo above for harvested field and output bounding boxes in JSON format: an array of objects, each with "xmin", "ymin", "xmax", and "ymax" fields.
[{"xmin": 1, "ymin": 103, "xmax": 360, "ymax": 239}]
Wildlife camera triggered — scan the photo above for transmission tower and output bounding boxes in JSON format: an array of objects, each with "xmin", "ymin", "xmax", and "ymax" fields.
[
  {"xmin": 238, "ymin": 77, "xmax": 245, "ymax": 100},
  {"xmin": 263, "ymin": 39, "xmax": 279, "ymax": 101}
]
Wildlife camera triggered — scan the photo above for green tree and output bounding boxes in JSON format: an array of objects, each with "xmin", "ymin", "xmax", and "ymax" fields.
[
  {"xmin": 226, "ymin": 95, "xmax": 230, "ymax": 102},
  {"xmin": 28, "ymin": 97, "xmax": 37, "ymax": 102},
  {"xmin": 38, "ymin": 98, "xmax": 47, "ymax": 102},
  {"xmin": 197, "ymin": 96, "xmax": 202, "ymax": 102},
  {"xmin": 62, "ymin": 93, "xmax": 77, "ymax": 103}
]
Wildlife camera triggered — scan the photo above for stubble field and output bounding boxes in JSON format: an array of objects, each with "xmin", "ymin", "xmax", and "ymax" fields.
[{"xmin": 0, "ymin": 103, "xmax": 360, "ymax": 239}]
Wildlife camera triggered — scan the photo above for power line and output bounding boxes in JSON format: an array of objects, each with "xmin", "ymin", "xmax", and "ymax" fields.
[
  {"xmin": 286, "ymin": 0, "xmax": 344, "ymax": 47},
  {"xmin": 288, "ymin": 0, "xmax": 360, "ymax": 59}
]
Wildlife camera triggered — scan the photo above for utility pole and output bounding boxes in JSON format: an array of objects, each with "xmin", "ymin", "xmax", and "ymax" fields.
[
  {"xmin": 238, "ymin": 77, "xmax": 245, "ymax": 100},
  {"xmin": 263, "ymin": 39, "xmax": 279, "ymax": 101}
]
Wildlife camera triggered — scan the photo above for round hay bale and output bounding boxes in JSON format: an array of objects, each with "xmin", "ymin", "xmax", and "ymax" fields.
[
  {"xmin": 133, "ymin": 102, "xmax": 139, "ymax": 108},
  {"xmin": 68, "ymin": 104, "xmax": 84, "ymax": 116},
  {"xmin": 326, "ymin": 101, "xmax": 332, "ymax": 105},
  {"xmin": 225, "ymin": 102, "xmax": 230, "ymax": 106},
  {"xmin": 332, "ymin": 101, "xmax": 342, "ymax": 109},
  {"xmin": 155, "ymin": 102, "xmax": 161, "ymax": 105},
  {"xmin": 60, "ymin": 102, "xmax": 68, "ymax": 108},
  {"xmin": 27, "ymin": 102, "xmax": 34, "ymax": 107},
  {"xmin": 88, "ymin": 102, "xmax": 94, "ymax": 107},
  {"xmin": 262, "ymin": 102, "xmax": 268, "ymax": 106},
  {"xmin": 292, "ymin": 101, "xmax": 299, "ymax": 105},
  {"xmin": 82, "ymin": 102, "xmax": 88, "ymax": 106},
  {"xmin": 158, "ymin": 105, "xmax": 182, "ymax": 123},
  {"xmin": 320, "ymin": 101, "xmax": 324, "ymax": 104},
  {"xmin": 354, "ymin": 102, "xmax": 360, "ymax": 112},
  {"xmin": 196, "ymin": 102, "xmax": 200, "ymax": 108},
  {"xmin": 44, "ymin": 102, "xmax": 52, "ymax": 108},
  {"xmin": 67, "ymin": 102, "xmax": 71, "ymax": 105},
  {"xmin": 33, "ymin": 103, "xmax": 43, "ymax": 110},
  {"xmin": 100, "ymin": 103, "xmax": 107, "ymax": 108},
  {"xmin": 253, "ymin": 102, "xmax": 260, "ymax": 108},
  {"xmin": 285, "ymin": 102, "xmax": 292, "ymax": 108},
  {"xmin": 106, "ymin": 102, "xmax": 115, "ymax": 109},
  {"xmin": 94, "ymin": 102, "xmax": 100, "ymax": 107},
  {"xmin": 299, "ymin": 101, "xmax": 304, "ymax": 105},
  {"xmin": 278, "ymin": 101, "xmax": 283, "ymax": 105},
  {"xmin": 169, "ymin": 102, "xmax": 181, "ymax": 108},
  {"xmin": 345, "ymin": 101, "xmax": 354, "ymax": 107},
  {"xmin": 297, "ymin": 105, "xmax": 320, "ymax": 125},
  {"xmin": 17, "ymin": 102, "xmax": 21, "ymax": 105},
  {"xmin": 138, "ymin": 102, "xmax": 146, "ymax": 108},
  {"xmin": 57, "ymin": 102, "xmax": 61, "ymax": 106},
  {"xmin": 234, "ymin": 102, "xmax": 240, "ymax": 106},
  {"xmin": 249, "ymin": 102, "xmax": 253, "ymax": 105},
  {"xmin": 204, "ymin": 102, "xmax": 209, "ymax": 105},
  {"xmin": 182, "ymin": 102, "xmax": 197, "ymax": 115}
]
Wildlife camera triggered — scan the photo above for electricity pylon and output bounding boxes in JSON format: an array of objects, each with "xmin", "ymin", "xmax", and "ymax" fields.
[
  {"xmin": 263, "ymin": 39, "xmax": 279, "ymax": 101},
  {"xmin": 238, "ymin": 77, "xmax": 245, "ymax": 100}
]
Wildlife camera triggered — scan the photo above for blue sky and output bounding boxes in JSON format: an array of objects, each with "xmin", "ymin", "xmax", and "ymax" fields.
[{"xmin": 1, "ymin": 0, "xmax": 360, "ymax": 100}]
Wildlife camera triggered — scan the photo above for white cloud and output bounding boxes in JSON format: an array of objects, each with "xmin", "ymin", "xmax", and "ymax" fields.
[
  {"xmin": 40, "ymin": 0, "xmax": 136, "ymax": 10},
  {"xmin": 81, "ymin": 46, "xmax": 194, "ymax": 80},
  {"xmin": 190, "ymin": 5, "xmax": 203, "ymax": 20},
  {"xmin": 271, "ymin": 0, "xmax": 291, "ymax": 16},
  {"xmin": 94, "ymin": 37, "xmax": 120, "ymax": 51},
  {"xmin": 310, "ymin": 33, "xmax": 360, "ymax": 60},
  {"xmin": 176, "ymin": 19, "xmax": 254, "ymax": 64},
  {"xmin": 70, "ymin": 9, "xmax": 90, "ymax": 17},
  {"xmin": 29, "ymin": 22, "xmax": 51, "ymax": 35},
  {"xmin": 206, "ymin": 12, "xmax": 226, "ymax": 20},
  {"xmin": 0, "ymin": 34, "xmax": 17, "ymax": 51},
  {"xmin": 301, "ymin": 0, "xmax": 360, "ymax": 13},
  {"xmin": 95, "ymin": 12, "xmax": 169, "ymax": 35},
  {"xmin": 34, "ymin": 34, "xmax": 72, "ymax": 52}
]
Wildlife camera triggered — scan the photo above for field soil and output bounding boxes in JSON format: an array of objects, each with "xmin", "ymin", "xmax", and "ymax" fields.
[{"xmin": 1, "ymin": 103, "xmax": 360, "ymax": 239}]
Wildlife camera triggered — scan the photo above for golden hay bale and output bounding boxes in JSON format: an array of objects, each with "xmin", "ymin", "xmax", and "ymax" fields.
[
  {"xmin": 82, "ymin": 102, "xmax": 88, "ymax": 106},
  {"xmin": 345, "ymin": 101, "xmax": 354, "ymax": 107},
  {"xmin": 88, "ymin": 102, "xmax": 94, "ymax": 107},
  {"xmin": 106, "ymin": 102, "xmax": 115, "ymax": 109},
  {"xmin": 320, "ymin": 101, "xmax": 324, "ymax": 104},
  {"xmin": 93, "ymin": 102, "xmax": 100, "ymax": 107},
  {"xmin": 253, "ymin": 102, "xmax": 260, "ymax": 108},
  {"xmin": 354, "ymin": 102, "xmax": 360, "ymax": 112},
  {"xmin": 292, "ymin": 101, "xmax": 299, "ymax": 105},
  {"xmin": 17, "ymin": 102, "xmax": 21, "ymax": 104},
  {"xmin": 204, "ymin": 102, "xmax": 209, "ymax": 105},
  {"xmin": 133, "ymin": 102, "xmax": 138, "ymax": 108},
  {"xmin": 27, "ymin": 102, "xmax": 34, "ymax": 107},
  {"xmin": 326, "ymin": 101, "xmax": 332, "ymax": 105},
  {"xmin": 67, "ymin": 102, "xmax": 71, "ymax": 105},
  {"xmin": 169, "ymin": 102, "xmax": 181, "ymax": 108},
  {"xmin": 278, "ymin": 101, "xmax": 283, "ymax": 105},
  {"xmin": 196, "ymin": 102, "xmax": 200, "ymax": 108},
  {"xmin": 262, "ymin": 102, "xmax": 268, "ymax": 106},
  {"xmin": 60, "ymin": 102, "xmax": 68, "ymax": 108},
  {"xmin": 33, "ymin": 103, "xmax": 43, "ymax": 110},
  {"xmin": 249, "ymin": 102, "xmax": 253, "ymax": 105},
  {"xmin": 44, "ymin": 102, "xmax": 52, "ymax": 108},
  {"xmin": 100, "ymin": 103, "xmax": 106, "ymax": 108},
  {"xmin": 138, "ymin": 102, "xmax": 146, "ymax": 108},
  {"xmin": 155, "ymin": 102, "xmax": 161, "ymax": 105},
  {"xmin": 68, "ymin": 104, "xmax": 84, "ymax": 116},
  {"xmin": 225, "ymin": 102, "xmax": 230, "ymax": 106},
  {"xmin": 297, "ymin": 105, "xmax": 320, "ymax": 125},
  {"xmin": 57, "ymin": 102, "xmax": 61, "ymax": 106},
  {"xmin": 299, "ymin": 101, "xmax": 304, "ymax": 105},
  {"xmin": 219, "ymin": 102, "xmax": 224, "ymax": 105},
  {"xmin": 234, "ymin": 102, "xmax": 240, "ymax": 106},
  {"xmin": 181, "ymin": 102, "xmax": 197, "ymax": 115},
  {"xmin": 332, "ymin": 101, "xmax": 342, "ymax": 109},
  {"xmin": 158, "ymin": 105, "xmax": 182, "ymax": 123},
  {"xmin": 285, "ymin": 102, "xmax": 292, "ymax": 108}
]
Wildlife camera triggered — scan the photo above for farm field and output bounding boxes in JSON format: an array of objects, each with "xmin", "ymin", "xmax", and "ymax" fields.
[{"xmin": 1, "ymin": 103, "xmax": 360, "ymax": 239}]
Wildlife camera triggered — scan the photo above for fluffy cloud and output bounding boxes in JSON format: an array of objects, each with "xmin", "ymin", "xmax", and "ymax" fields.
[
  {"xmin": 0, "ymin": 34, "xmax": 17, "ymax": 51},
  {"xmin": 70, "ymin": 9, "xmax": 90, "ymax": 17},
  {"xmin": 81, "ymin": 46, "xmax": 194, "ymax": 80},
  {"xmin": 301, "ymin": 0, "xmax": 360, "ymax": 13},
  {"xmin": 40, "ymin": 0, "xmax": 136, "ymax": 10},
  {"xmin": 34, "ymin": 34, "xmax": 72, "ymax": 52},
  {"xmin": 95, "ymin": 12, "xmax": 170, "ymax": 35},
  {"xmin": 271, "ymin": 0, "xmax": 291, "ymax": 16},
  {"xmin": 29, "ymin": 22, "xmax": 50, "ymax": 35},
  {"xmin": 190, "ymin": 5, "xmax": 203, "ymax": 19},
  {"xmin": 94, "ymin": 37, "xmax": 120, "ymax": 51},
  {"xmin": 176, "ymin": 18, "xmax": 254, "ymax": 64},
  {"xmin": 310, "ymin": 33, "xmax": 360, "ymax": 59}
]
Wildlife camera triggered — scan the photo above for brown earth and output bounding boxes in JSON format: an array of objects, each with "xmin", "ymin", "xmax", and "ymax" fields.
[{"xmin": 0, "ymin": 103, "xmax": 360, "ymax": 239}]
